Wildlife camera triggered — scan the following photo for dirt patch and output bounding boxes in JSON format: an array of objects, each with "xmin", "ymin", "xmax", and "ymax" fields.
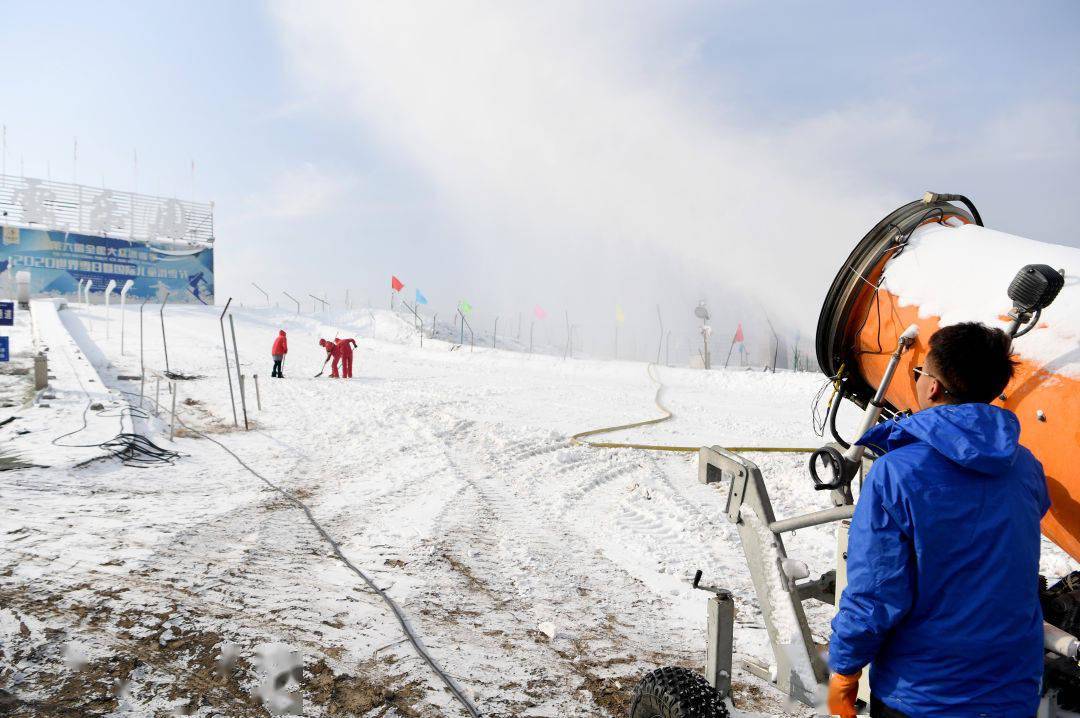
[
  {"xmin": 306, "ymin": 658, "xmax": 424, "ymax": 716},
  {"xmin": 0, "ymin": 587, "xmax": 264, "ymax": 717},
  {"xmin": 439, "ymin": 552, "xmax": 507, "ymax": 607}
]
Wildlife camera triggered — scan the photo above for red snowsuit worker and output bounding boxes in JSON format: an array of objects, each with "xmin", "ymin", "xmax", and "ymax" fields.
[
  {"xmin": 335, "ymin": 337, "xmax": 358, "ymax": 378},
  {"xmin": 270, "ymin": 330, "xmax": 287, "ymax": 378},
  {"xmin": 318, "ymin": 338, "xmax": 341, "ymax": 377}
]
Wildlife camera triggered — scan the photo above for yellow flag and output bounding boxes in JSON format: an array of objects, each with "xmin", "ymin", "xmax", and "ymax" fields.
[{"xmin": 615, "ymin": 305, "xmax": 625, "ymax": 324}]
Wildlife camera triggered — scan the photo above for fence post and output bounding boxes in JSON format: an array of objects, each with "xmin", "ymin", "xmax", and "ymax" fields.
[
  {"xmin": 159, "ymin": 292, "xmax": 171, "ymax": 375},
  {"xmin": 252, "ymin": 282, "xmax": 269, "ymax": 306},
  {"xmin": 219, "ymin": 298, "xmax": 238, "ymax": 427},
  {"xmin": 564, "ymin": 310, "xmax": 570, "ymax": 360},
  {"xmin": 493, "ymin": 316, "xmax": 498, "ymax": 349},
  {"xmin": 139, "ymin": 297, "xmax": 148, "ymax": 408},
  {"xmin": 170, "ymin": 381, "xmax": 177, "ymax": 441},
  {"xmin": 104, "ymin": 279, "xmax": 116, "ymax": 339},
  {"xmin": 229, "ymin": 314, "xmax": 249, "ymax": 430},
  {"xmin": 282, "ymin": 291, "xmax": 300, "ymax": 315},
  {"xmin": 656, "ymin": 304, "xmax": 664, "ymax": 364},
  {"xmin": 120, "ymin": 280, "xmax": 133, "ymax": 355},
  {"xmin": 254, "ymin": 374, "xmax": 262, "ymax": 411}
]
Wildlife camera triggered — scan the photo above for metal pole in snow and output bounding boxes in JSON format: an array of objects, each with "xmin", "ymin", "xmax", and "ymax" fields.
[
  {"xmin": 219, "ymin": 298, "xmax": 238, "ymax": 427},
  {"xmin": 282, "ymin": 291, "xmax": 300, "ymax": 315},
  {"xmin": 120, "ymin": 280, "xmax": 133, "ymax": 355},
  {"xmin": 159, "ymin": 292, "xmax": 171, "ymax": 375},
  {"xmin": 140, "ymin": 297, "xmax": 147, "ymax": 407},
  {"xmin": 655, "ymin": 304, "xmax": 663, "ymax": 364},
  {"xmin": 104, "ymin": 279, "xmax": 116, "ymax": 340},
  {"xmin": 563, "ymin": 310, "xmax": 570, "ymax": 360},
  {"xmin": 254, "ymin": 374, "xmax": 262, "ymax": 411},
  {"xmin": 229, "ymin": 314, "xmax": 249, "ymax": 430},
  {"xmin": 530, "ymin": 321, "xmax": 535, "ymax": 355},
  {"xmin": 493, "ymin": 316, "xmax": 498, "ymax": 349},
  {"xmin": 170, "ymin": 381, "xmax": 177, "ymax": 441},
  {"xmin": 252, "ymin": 282, "xmax": 269, "ymax": 306}
]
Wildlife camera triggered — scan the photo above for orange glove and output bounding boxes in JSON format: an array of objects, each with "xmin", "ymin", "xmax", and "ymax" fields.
[{"xmin": 827, "ymin": 671, "xmax": 862, "ymax": 717}]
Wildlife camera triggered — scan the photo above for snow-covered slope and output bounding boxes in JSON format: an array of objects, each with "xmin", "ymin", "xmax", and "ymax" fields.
[{"xmin": 0, "ymin": 301, "xmax": 1072, "ymax": 717}]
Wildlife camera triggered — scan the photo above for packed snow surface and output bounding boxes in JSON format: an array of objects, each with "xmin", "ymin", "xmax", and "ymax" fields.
[
  {"xmin": 0, "ymin": 300, "xmax": 1073, "ymax": 716},
  {"xmin": 888, "ymin": 223, "xmax": 1080, "ymax": 377}
]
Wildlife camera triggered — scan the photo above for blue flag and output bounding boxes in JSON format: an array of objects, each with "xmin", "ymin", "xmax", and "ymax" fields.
[{"xmin": 415, "ymin": 289, "xmax": 428, "ymax": 305}]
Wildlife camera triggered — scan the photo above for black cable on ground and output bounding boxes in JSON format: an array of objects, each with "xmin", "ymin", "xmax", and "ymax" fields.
[
  {"xmin": 119, "ymin": 388, "xmax": 482, "ymax": 718},
  {"xmin": 51, "ymin": 397, "xmax": 179, "ymax": 467}
]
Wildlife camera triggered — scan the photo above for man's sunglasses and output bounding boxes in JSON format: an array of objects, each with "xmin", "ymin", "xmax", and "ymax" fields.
[{"xmin": 912, "ymin": 365, "xmax": 951, "ymax": 394}]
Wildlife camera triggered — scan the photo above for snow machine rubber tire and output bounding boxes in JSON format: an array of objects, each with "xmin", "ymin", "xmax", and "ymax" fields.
[{"xmin": 629, "ymin": 667, "xmax": 729, "ymax": 718}]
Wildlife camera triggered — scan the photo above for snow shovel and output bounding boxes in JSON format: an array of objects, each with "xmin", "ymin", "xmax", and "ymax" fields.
[{"xmin": 314, "ymin": 357, "xmax": 329, "ymax": 378}]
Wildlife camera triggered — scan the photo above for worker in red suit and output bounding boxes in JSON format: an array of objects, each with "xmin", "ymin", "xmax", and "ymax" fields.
[
  {"xmin": 270, "ymin": 330, "xmax": 288, "ymax": 378},
  {"xmin": 318, "ymin": 338, "xmax": 341, "ymax": 378},
  {"xmin": 335, "ymin": 337, "xmax": 358, "ymax": 378}
]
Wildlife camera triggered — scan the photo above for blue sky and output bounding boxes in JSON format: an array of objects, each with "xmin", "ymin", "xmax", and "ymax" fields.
[{"xmin": 2, "ymin": 1, "xmax": 1078, "ymax": 350}]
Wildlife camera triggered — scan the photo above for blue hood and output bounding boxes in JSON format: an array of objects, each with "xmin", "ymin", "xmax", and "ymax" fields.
[{"xmin": 857, "ymin": 403, "xmax": 1021, "ymax": 475}]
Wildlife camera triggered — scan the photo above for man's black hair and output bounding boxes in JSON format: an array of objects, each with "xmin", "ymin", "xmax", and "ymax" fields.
[{"xmin": 927, "ymin": 322, "xmax": 1017, "ymax": 404}]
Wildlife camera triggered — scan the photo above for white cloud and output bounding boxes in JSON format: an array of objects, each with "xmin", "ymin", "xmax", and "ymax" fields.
[
  {"xmin": 245, "ymin": 163, "xmax": 351, "ymax": 221},
  {"xmin": 267, "ymin": 2, "xmax": 1078, "ymax": 339}
]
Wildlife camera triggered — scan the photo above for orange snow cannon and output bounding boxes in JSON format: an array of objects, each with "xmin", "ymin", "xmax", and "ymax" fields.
[{"xmin": 817, "ymin": 192, "xmax": 1080, "ymax": 560}]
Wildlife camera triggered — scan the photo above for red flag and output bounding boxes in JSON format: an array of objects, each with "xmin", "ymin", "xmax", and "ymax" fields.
[
  {"xmin": 733, "ymin": 323, "xmax": 744, "ymax": 343},
  {"xmin": 391, "ymin": 275, "xmax": 404, "ymax": 292},
  {"xmin": 534, "ymin": 305, "xmax": 547, "ymax": 320}
]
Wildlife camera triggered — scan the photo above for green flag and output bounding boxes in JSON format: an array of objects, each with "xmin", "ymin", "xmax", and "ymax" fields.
[{"xmin": 458, "ymin": 300, "xmax": 472, "ymax": 314}]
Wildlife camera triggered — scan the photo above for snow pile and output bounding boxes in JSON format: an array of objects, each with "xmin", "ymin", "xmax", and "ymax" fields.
[{"xmin": 886, "ymin": 223, "xmax": 1080, "ymax": 376}]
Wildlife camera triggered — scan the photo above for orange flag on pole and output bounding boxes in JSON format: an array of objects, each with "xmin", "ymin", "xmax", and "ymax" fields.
[
  {"xmin": 733, "ymin": 323, "xmax": 744, "ymax": 342},
  {"xmin": 391, "ymin": 275, "xmax": 404, "ymax": 292}
]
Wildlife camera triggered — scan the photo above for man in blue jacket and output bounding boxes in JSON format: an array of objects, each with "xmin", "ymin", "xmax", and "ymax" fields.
[{"xmin": 828, "ymin": 322, "xmax": 1050, "ymax": 717}]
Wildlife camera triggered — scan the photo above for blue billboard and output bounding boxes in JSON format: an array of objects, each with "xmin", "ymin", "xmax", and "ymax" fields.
[{"xmin": 0, "ymin": 225, "xmax": 213, "ymax": 304}]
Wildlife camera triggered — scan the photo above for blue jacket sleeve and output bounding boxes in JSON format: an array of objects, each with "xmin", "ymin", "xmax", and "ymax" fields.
[{"xmin": 829, "ymin": 458, "xmax": 916, "ymax": 675}]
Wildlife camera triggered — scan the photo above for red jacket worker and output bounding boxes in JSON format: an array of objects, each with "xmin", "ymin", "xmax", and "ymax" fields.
[
  {"xmin": 271, "ymin": 330, "xmax": 287, "ymax": 378},
  {"xmin": 318, "ymin": 338, "xmax": 341, "ymax": 378},
  {"xmin": 335, "ymin": 337, "xmax": 358, "ymax": 378}
]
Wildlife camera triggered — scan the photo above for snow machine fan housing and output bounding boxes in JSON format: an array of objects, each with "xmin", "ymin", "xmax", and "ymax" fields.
[
  {"xmin": 815, "ymin": 192, "xmax": 1080, "ymax": 562},
  {"xmin": 815, "ymin": 193, "xmax": 977, "ymax": 410}
]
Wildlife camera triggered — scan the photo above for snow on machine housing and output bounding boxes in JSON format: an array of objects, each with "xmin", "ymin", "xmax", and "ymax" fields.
[{"xmin": 629, "ymin": 193, "xmax": 1080, "ymax": 717}]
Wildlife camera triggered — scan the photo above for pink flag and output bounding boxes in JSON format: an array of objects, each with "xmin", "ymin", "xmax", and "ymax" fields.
[{"xmin": 534, "ymin": 305, "xmax": 547, "ymax": 320}]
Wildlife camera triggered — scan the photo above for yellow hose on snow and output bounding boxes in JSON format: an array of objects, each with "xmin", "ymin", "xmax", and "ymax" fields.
[{"xmin": 570, "ymin": 364, "xmax": 817, "ymax": 454}]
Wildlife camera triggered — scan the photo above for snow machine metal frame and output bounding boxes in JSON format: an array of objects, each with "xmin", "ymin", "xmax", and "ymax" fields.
[
  {"xmin": 630, "ymin": 194, "xmax": 1080, "ymax": 717},
  {"xmin": 694, "ymin": 320, "xmax": 917, "ymax": 708}
]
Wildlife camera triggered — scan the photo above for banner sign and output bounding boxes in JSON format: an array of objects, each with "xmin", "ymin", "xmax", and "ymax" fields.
[
  {"xmin": 0, "ymin": 302, "xmax": 12, "ymax": 326},
  {"xmin": 0, "ymin": 225, "xmax": 213, "ymax": 304},
  {"xmin": 0, "ymin": 337, "xmax": 8, "ymax": 362},
  {"xmin": 0, "ymin": 173, "xmax": 214, "ymax": 246}
]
